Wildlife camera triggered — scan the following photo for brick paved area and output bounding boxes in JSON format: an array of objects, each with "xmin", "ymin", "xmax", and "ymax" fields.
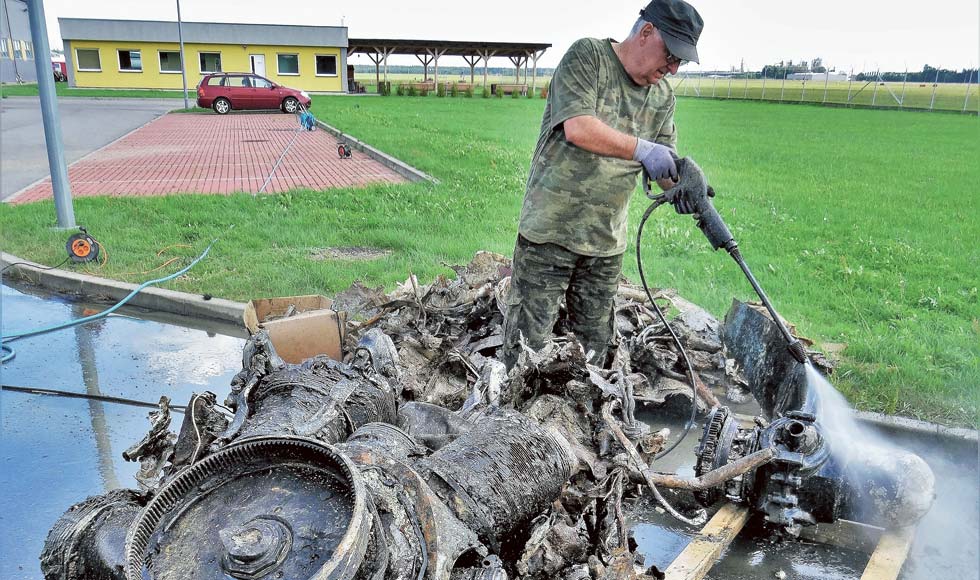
[{"xmin": 8, "ymin": 113, "xmax": 407, "ymax": 204}]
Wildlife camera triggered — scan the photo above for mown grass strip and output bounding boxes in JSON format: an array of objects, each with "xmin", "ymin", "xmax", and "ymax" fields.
[
  {"xmin": 0, "ymin": 83, "xmax": 184, "ymax": 99},
  {"xmin": 1, "ymin": 96, "xmax": 976, "ymax": 425}
]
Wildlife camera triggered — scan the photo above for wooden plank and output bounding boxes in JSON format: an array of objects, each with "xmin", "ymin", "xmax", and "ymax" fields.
[
  {"xmin": 799, "ymin": 519, "xmax": 884, "ymax": 554},
  {"xmin": 664, "ymin": 504, "xmax": 751, "ymax": 580},
  {"xmin": 860, "ymin": 525, "xmax": 916, "ymax": 580}
]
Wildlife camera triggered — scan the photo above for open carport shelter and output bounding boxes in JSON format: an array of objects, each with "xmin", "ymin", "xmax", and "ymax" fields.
[
  {"xmin": 59, "ymin": 18, "xmax": 349, "ymax": 93},
  {"xmin": 348, "ymin": 39, "xmax": 551, "ymax": 91}
]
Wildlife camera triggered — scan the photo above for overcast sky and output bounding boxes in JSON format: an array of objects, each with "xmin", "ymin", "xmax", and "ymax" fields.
[{"xmin": 35, "ymin": 0, "xmax": 980, "ymax": 73}]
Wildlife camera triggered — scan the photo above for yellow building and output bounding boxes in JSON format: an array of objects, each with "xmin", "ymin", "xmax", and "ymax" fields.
[{"xmin": 59, "ymin": 18, "xmax": 349, "ymax": 93}]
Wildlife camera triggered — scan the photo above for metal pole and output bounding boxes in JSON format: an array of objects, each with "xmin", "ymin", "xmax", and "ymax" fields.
[
  {"xmin": 384, "ymin": 47, "xmax": 390, "ymax": 83},
  {"xmin": 743, "ymin": 73, "xmax": 748, "ymax": 98},
  {"xmin": 482, "ymin": 51, "xmax": 488, "ymax": 88},
  {"xmin": 531, "ymin": 50, "xmax": 540, "ymax": 94},
  {"xmin": 801, "ymin": 79, "xmax": 806, "ymax": 102},
  {"xmin": 176, "ymin": 0, "xmax": 189, "ymax": 109},
  {"xmin": 711, "ymin": 75, "xmax": 716, "ymax": 97},
  {"xmin": 822, "ymin": 70, "xmax": 830, "ymax": 103},
  {"xmin": 432, "ymin": 49, "xmax": 439, "ymax": 87},
  {"xmin": 761, "ymin": 71, "xmax": 767, "ymax": 99},
  {"xmin": 899, "ymin": 67, "xmax": 908, "ymax": 107},
  {"xmin": 846, "ymin": 68, "xmax": 853, "ymax": 103},
  {"xmin": 727, "ymin": 75, "xmax": 732, "ymax": 98},
  {"xmin": 963, "ymin": 69, "xmax": 975, "ymax": 112},
  {"xmin": 872, "ymin": 69, "xmax": 880, "ymax": 106},
  {"xmin": 26, "ymin": 0, "xmax": 75, "ymax": 227},
  {"xmin": 780, "ymin": 72, "xmax": 786, "ymax": 101},
  {"xmin": 929, "ymin": 69, "xmax": 939, "ymax": 110}
]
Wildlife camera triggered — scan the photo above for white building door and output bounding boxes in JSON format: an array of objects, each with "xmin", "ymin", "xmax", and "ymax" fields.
[{"xmin": 250, "ymin": 54, "xmax": 266, "ymax": 76}]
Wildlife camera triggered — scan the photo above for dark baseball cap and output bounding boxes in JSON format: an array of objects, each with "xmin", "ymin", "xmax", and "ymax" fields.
[{"xmin": 640, "ymin": 0, "xmax": 704, "ymax": 64}]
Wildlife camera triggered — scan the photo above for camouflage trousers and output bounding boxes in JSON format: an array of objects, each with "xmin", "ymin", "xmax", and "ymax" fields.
[{"xmin": 502, "ymin": 235, "xmax": 623, "ymax": 369}]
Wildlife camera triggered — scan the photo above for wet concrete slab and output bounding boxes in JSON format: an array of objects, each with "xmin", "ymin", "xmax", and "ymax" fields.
[
  {"xmin": 1, "ymin": 281, "xmax": 976, "ymax": 580},
  {"xmin": 0, "ymin": 282, "xmax": 246, "ymax": 579}
]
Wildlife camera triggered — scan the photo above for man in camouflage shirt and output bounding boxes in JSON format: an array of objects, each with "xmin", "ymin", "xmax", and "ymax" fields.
[{"xmin": 502, "ymin": 0, "xmax": 704, "ymax": 369}]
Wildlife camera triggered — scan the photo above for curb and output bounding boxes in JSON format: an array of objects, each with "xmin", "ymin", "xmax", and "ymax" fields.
[
  {"xmin": 853, "ymin": 410, "xmax": 978, "ymax": 444},
  {"xmin": 3, "ymin": 250, "xmax": 977, "ymax": 448},
  {"xmin": 732, "ymin": 408, "xmax": 978, "ymax": 446},
  {"xmin": 1, "ymin": 252, "xmax": 246, "ymax": 326},
  {"xmin": 315, "ymin": 119, "xmax": 439, "ymax": 184}
]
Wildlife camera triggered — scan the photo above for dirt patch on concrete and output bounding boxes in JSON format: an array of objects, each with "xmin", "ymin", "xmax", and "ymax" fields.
[{"xmin": 309, "ymin": 247, "xmax": 392, "ymax": 261}]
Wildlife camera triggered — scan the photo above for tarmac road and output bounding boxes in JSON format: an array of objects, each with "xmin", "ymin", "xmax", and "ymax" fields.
[{"xmin": 0, "ymin": 96, "xmax": 181, "ymax": 201}]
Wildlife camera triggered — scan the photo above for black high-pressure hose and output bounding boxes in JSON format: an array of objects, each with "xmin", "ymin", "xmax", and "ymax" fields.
[
  {"xmin": 634, "ymin": 196, "xmax": 700, "ymax": 460},
  {"xmin": 635, "ymin": 158, "xmax": 811, "ymax": 460}
]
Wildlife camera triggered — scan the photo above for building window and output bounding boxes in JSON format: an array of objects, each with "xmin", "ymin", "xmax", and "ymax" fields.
[
  {"xmin": 12, "ymin": 39, "xmax": 22, "ymax": 59},
  {"xmin": 158, "ymin": 50, "xmax": 182, "ymax": 73},
  {"xmin": 76, "ymin": 48, "xmax": 101, "ymax": 71},
  {"xmin": 277, "ymin": 53, "xmax": 299, "ymax": 75},
  {"xmin": 0, "ymin": 38, "xmax": 10, "ymax": 59},
  {"xmin": 315, "ymin": 54, "xmax": 337, "ymax": 76},
  {"xmin": 199, "ymin": 52, "xmax": 221, "ymax": 73},
  {"xmin": 75, "ymin": 48, "xmax": 102, "ymax": 72},
  {"xmin": 118, "ymin": 49, "xmax": 142, "ymax": 72},
  {"xmin": 24, "ymin": 40, "xmax": 33, "ymax": 60}
]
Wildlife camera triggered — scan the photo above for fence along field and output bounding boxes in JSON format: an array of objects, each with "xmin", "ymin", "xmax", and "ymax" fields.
[
  {"xmin": 658, "ymin": 75, "xmax": 977, "ymax": 113},
  {"xmin": 352, "ymin": 67, "xmax": 978, "ymax": 114}
]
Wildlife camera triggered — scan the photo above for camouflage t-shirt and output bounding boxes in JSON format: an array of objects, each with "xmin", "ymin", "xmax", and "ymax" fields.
[{"xmin": 518, "ymin": 37, "xmax": 677, "ymax": 257}]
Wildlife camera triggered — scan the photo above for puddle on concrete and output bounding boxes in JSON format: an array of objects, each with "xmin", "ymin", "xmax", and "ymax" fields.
[
  {"xmin": 631, "ymin": 401, "xmax": 979, "ymax": 580},
  {"xmin": 1, "ymin": 282, "xmax": 246, "ymax": 580}
]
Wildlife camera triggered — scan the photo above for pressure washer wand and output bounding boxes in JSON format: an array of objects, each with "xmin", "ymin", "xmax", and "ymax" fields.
[{"xmin": 643, "ymin": 159, "xmax": 808, "ymax": 365}]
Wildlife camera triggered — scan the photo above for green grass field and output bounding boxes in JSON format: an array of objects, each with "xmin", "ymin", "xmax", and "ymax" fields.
[
  {"xmin": 1, "ymin": 96, "xmax": 976, "ymax": 426},
  {"xmin": 0, "ymin": 83, "xmax": 184, "ymax": 99}
]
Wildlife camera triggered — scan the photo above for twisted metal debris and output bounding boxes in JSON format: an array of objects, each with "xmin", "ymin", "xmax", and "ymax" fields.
[{"xmin": 41, "ymin": 251, "xmax": 932, "ymax": 580}]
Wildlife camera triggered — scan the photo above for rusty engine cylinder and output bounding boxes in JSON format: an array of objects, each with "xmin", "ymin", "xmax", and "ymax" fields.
[
  {"xmin": 235, "ymin": 358, "xmax": 397, "ymax": 443},
  {"xmin": 418, "ymin": 408, "xmax": 576, "ymax": 548}
]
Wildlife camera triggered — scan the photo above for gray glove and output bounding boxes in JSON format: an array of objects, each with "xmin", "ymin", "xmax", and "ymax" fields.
[
  {"xmin": 663, "ymin": 157, "xmax": 704, "ymax": 214},
  {"xmin": 633, "ymin": 138, "xmax": 678, "ymax": 181}
]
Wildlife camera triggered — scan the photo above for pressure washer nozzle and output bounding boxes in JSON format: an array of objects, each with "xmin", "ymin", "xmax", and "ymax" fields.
[{"xmin": 787, "ymin": 340, "xmax": 808, "ymax": 364}]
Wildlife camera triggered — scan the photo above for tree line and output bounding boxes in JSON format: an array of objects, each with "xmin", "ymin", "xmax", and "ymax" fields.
[
  {"xmin": 855, "ymin": 65, "xmax": 978, "ymax": 83},
  {"xmin": 758, "ymin": 59, "xmax": 976, "ymax": 83}
]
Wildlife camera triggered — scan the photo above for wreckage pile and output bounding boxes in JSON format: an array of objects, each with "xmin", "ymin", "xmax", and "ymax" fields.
[
  {"xmin": 47, "ymin": 251, "xmax": 930, "ymax": 580},
  {"xmin": 333, "ymin": 250, "xmax": 771, "ymax": 412}
]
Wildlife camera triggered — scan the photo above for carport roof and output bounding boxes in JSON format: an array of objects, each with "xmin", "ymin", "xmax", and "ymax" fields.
[{"xmin": 348, "ymin": 39, "xmax": 551, "ymax": 58}]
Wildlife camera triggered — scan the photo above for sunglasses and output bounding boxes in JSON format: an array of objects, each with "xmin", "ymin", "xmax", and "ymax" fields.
[{"xmin": 664, "ymin": 45, "xmax": 685, "ymax": 67}]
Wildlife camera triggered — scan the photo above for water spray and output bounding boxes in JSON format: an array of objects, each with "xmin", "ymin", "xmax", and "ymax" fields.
[{"xmin": 637, "ymin": 160, "xmax": 935, "ymax": 535}]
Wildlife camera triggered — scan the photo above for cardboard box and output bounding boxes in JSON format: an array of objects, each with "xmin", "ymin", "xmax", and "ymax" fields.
[{"xmin": 243, "ymin": 295, "xmax": 346, "ymax": 363}]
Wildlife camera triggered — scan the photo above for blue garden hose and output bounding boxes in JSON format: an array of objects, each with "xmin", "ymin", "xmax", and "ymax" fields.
[{"xmin": 1, "ymin": 237, "xmax": 218, "ymax": 364}]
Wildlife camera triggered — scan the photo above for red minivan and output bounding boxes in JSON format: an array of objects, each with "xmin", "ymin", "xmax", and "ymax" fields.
[{"xmin": 196, "ymin": 73, "xmax": 312, "ymax": 114}]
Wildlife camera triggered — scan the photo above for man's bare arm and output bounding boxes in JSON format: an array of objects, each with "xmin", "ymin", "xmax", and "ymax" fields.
[
  {"xmin": 563, "ymin": 115, "xmax": 676, "ymax": 189},
  {"xmin": 562, "ymin": 115, "xmax": 637, "ymax": 160}
]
